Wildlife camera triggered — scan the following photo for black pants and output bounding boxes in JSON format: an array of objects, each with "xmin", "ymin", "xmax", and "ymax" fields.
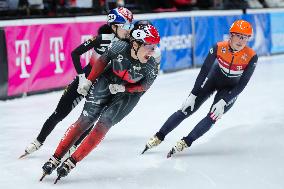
[
  {"xmin": 157, "ymin": 77, "xmax": 237, "ymax": 145},
  {"xmin": 37, "ymin": 66, "xmax": 93, "ymax": 146}
]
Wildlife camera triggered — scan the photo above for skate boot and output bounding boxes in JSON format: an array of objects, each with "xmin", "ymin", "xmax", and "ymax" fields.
[
  {"xmin": 19, "ymin": 139, "xmax": 42, "ymax": 159},
  {"xmin": 141, "ymin": 135, "xmax": 162, "ymax": 154},
  {"xmin": 167, "ymin": 139, "xmax": 189, "ymax": 158},
  {"xmin": 54, "ymin": 157, "xmax": 76, "ymax": 184},
  {"xmin": 40, "ymin": 155, "xmax": 61, "ymax": 181}
]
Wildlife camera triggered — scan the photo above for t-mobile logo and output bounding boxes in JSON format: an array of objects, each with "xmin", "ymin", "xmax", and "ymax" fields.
[
  {"xmin": 15, "ymin": 40, "xmax": 31, "ymax": 79},
  {"xmin": 50, "ymin": 37, "xmax": 64, "ymax": 74},
  {"xmin": 81, "ymin": 35, "xmax": 93, "ymax": 66}
]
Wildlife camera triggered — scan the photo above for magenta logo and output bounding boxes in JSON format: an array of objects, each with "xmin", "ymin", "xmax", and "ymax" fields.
[{"xmin": 5, "ymin": 21, "xmax": 105, "ymax": 96}]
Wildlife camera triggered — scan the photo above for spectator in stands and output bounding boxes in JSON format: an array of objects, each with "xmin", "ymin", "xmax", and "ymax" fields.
[
  {"xmin": 116, "ymin": 0, "xmax": 125, "ymax": 7},
  {"xmin": 196, "ymin": 0, "xmax": 213, "ymax": 9},
  {"xmin": 223, "ymin": 0, "xmax": 248, "ymax": 9},
  {"xmin": 174, "ymin": 0, "xmax": 197, "ymax": 11},
  {"xmin": 262, "ymin": 0, "xmax": 284, "ymax": 7},
  {"xmin": 258, "ymin": 0, "xmax": 269, "ymax": 8},
  {"xmin": 145, "ymin": 0, "xmax": 177, "ymax": 12}
]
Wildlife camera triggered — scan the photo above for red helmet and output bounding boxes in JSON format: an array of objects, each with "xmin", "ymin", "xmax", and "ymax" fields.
[
  {"xmin": 229, "ymin": 20, "xmax": 253, "ymax": 36},
  {"xmin": 131, "ymin": 24, "xmax": 160, "ymax": 45}
]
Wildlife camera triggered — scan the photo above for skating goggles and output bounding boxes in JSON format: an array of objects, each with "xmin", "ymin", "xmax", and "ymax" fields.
[
  {"xmin": 231, "ymin": 33, "xmax": 251, "ymax": 41},
  {"xmin": 116, "ymin": 23, "xmax": 134, "ymax": 31},
  {"xmin": 143, "ymin": 43, "xmax": 157, "ymax": 51}
]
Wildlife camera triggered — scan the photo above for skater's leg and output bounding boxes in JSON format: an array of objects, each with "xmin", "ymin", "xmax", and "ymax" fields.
[
  {"xmin": 183, "ymin": 89, "xmax": 237, "ymax": 146},
  {"xmin": 157, "ymin": 92, "xmax": 214, "ymax": 140},
  {"xmin": 37, "ymin": 77, "xmax": 84, "ymax": 143},
  {"xmin": 53, "ymin": 77, "xmax": 111, "ymax": 159}
]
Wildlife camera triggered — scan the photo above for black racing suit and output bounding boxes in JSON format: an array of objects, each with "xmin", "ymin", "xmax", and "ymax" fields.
[
  {"xmin": 53, "ymin": 40, "xmax": 160, "ymax": 163},
  {"xmin": 36, "ymin": 34, "xmax": 118, "ymax": 146},
  {"xmin": 156, "ymin": 41, "xmax": 258, "ymax": 146}
]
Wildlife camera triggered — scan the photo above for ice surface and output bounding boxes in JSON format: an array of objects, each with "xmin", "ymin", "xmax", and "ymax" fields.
[{"xmin": 0, "ymin": 55, "xmax": 283, "ymax": 189}]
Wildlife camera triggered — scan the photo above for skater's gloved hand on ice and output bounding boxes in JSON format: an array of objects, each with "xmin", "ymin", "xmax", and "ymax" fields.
[
  {"xmin": 77, "ymin": 74, "xmax": 92, "ymax": 96},
  {"xmin": 210, "ymin": 99, "xmax": 227, "ymax": 120},
  {"xmin": 109, "ymin": 84, "xmax": 125, "ymax": 94},
  {"xmin": 181, "ymin": 93, "xmax": 197, "ymax": 113}
]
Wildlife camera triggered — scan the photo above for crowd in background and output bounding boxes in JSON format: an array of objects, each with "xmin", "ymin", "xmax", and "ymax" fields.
[{"xmin": 1, "ymin": 0, "xmax": 284, "ymax": 20}]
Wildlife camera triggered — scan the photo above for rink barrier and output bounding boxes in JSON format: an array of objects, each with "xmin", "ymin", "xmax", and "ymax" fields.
[
  {"xmin": 0, "ymin": 9, "xmax": 284, "ymax": 99},
  {"xmin": 0, "ymin": 28, "xmax": 8, "ymax": 99},
  {"xmin": 270, "ymin": 12, "xmax": 284, "ymax": 54},
  {"xmin": 4, "ymin": 22, "xmax": 104, "ymax": 97}
]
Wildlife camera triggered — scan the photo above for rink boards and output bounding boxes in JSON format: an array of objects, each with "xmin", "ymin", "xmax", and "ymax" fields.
[{"xmin": 0, "ymin": 9, "xmax": 283, "ymax": 98}]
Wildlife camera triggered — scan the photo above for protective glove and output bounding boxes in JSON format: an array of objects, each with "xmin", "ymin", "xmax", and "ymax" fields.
[
  {"xmin": 181, "ymin": 93, "xmax": 197, "ymax": 113},
  {"xmin": 109, "ymin": 84, "xmax": 125, "ymax": 94},
  {"xmin": 77, "ymin": 74, "xmax": 92, "ymax": 96},
  {"xmin": 210, "ymin": 99, "xmax": 227, "ymax": 120}
]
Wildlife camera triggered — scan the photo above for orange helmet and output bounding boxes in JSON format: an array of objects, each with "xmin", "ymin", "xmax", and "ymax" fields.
[{"xmin": 229, "ymin": 20, "xmax": 253, "ymax": 36}]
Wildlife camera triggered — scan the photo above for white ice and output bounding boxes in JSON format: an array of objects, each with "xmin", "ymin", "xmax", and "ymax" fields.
[{"xmin": 0, "ymin": 55, "xmax": 284, "ymax": 189}]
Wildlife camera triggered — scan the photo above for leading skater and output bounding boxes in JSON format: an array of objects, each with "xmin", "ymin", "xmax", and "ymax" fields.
[
  {"xmin": 142, "ymin": 20, "xmax": 258, "ymax": 158},
  {"xmin": 20, "ymin": 7, "xmax": 134, "ymax": 158},
  {"xmin": 40, "ymin": 23, "xmax": 161, "ymax": 183}
]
